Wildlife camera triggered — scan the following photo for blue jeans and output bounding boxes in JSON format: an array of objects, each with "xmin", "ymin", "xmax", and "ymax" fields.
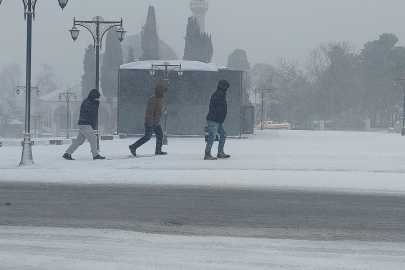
[{"xmin": 205, "ymin": 120, "xmax": 227, "ymax": 152}]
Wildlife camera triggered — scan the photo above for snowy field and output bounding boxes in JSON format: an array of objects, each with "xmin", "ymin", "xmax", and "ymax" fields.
[{"xmin": 1, "ymin": 130, "xmax": 405, "ymax": 269}]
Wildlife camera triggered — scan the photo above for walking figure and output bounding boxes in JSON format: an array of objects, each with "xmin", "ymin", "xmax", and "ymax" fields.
[
  {"xmin": 63, "ymin": 89, "xmax": 105, "ymax": 160},
  {"xmin": 129, "ymin": 85, "xmax": 168, "ymax": 156},
  {"xmin": 204, "ymin": 80, "xmax": 231, "ymax": 160}
]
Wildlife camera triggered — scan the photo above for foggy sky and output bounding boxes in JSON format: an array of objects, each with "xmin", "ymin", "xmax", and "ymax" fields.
[{"xmin": 1, "ymin": 0, "xmax": 405, "ymax": 87}]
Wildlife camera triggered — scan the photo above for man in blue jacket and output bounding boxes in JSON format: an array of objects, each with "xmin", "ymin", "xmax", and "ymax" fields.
[
  {"xmin": 204, "ymin": 80, "xmax": 231, "ymax": 160},
  {"xmin": 63, "ymin": 89, "xmax": 105, "ymax": 160}
]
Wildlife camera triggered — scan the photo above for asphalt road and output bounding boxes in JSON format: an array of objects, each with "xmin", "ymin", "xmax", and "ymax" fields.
[{"xmin": 1, "ymin": 182, "xmax": 405, "ymax": 242}]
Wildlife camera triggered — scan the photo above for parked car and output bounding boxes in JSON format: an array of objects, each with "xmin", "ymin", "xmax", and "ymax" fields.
[
  {"xmin": 204, "ymin": 126, "xmax": 219, "ymax": 142},
  {"xmin": 254, "ymin": 121, "xmax": 291, "ymax": 130}
]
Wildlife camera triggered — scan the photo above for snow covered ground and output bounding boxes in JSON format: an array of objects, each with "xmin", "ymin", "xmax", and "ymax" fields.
[{"xmin": 1, "ymin": 129, "xmax": 405, "ymax": 269}]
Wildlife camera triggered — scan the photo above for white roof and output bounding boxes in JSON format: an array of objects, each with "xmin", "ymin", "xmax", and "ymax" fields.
[
  {"xmin": 38, "ymin": 82, "xmax": 106, "ymax": 102},
  {"xmin": 120, "ymin": 60, "xmax": 225, "ymax": 72},
  {"xmin": 38, "ymin": 82, "xmax": 82, "ymax": 102}
]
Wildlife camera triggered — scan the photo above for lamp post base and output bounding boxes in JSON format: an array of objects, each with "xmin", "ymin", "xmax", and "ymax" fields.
[
  {"xmin": 162, "ymin": 133, "xmax": 168, "ymax": 145},
  {"xmin": 94, "ymin": 130, "xmax": 100, "ymax": 151},
  {"xmin": 402, "ymin": 127, "xmax": 405, "ymax": 136},
  {"xmin": 19, "ymin": 134, "xmax": 34, "ymax": 166}
]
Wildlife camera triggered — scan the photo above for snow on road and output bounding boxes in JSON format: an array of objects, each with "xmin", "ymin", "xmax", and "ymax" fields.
[
  {"xmin": 1, "ymin": 226, "xmax": 405, "ymax": 270},
  {"xmin": 1, "ymin": 130, "xmax": 405, "ymax": 269}
]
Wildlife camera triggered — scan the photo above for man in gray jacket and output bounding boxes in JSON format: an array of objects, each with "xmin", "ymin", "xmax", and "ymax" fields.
[{"xmin": 63, "ymin": 89, "xmax": 105, "ymax": 160}]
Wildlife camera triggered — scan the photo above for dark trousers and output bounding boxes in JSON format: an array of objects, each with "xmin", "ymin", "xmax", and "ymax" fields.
[{"xmin": 131, "ymin": 123, "xmax": 163, "ymax": 151}]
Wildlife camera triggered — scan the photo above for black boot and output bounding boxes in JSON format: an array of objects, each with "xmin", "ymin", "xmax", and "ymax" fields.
[
  {"xmin": 129, "ymin": 145, "xmax": 137, "ymax": 156},
  {"xmin": 155, "ymin": 150, "xmax": 167, "ymax": 155},
  {"xmin": 93, "ymin": 154, "xmax": 105, "ymax": 160},
  {"xmin": 62, "ymin": 153, "xmax": 74, "ymax": 160}
]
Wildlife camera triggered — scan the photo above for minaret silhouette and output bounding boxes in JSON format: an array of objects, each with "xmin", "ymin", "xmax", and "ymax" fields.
[{"xmin": 190, "ymin": 0, "xmax": 209, "ymax": 32}]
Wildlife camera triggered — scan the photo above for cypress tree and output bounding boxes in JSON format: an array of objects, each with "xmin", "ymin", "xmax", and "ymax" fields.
[
  {"xmin": 81, "ymin": 44, "xmax": 96, "ymax": 100},
  {"xmin": 227, "ymin": 49, "xmax": 251, "ymax": 70},
  {"xmin": 140, "ymin": 6, "xmax": 160, "ymax": 60},
  {"xmin": 183, "ymin": 17, "xmax": 201, "ymax": 61},
  {"xmin": 100, "ymin": 27, "xmax": 123, "ymax": 105},
  {"xmin": 127, "ymin": 46, "xmax": 135, "ymax": 63},
  {"xmin": 183, "ymin": 17, "xmax": 213, "ymax": 63},
  {"xmin": 201, "ymin": 33, "xmax": 213, "ymax": 63}
]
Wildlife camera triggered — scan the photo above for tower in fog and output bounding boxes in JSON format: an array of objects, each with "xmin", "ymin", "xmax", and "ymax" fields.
[{"xmin": 190, "ymin": 0, "xmax": 209, "ymax": 32}]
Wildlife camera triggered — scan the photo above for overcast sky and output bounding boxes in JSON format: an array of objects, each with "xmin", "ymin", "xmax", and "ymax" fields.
[{"xmin": 1, "ymin": 0, "xmax": 405, "ymax": 86}]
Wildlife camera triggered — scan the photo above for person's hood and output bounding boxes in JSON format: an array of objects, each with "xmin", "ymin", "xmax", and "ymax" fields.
[
  {"xmin": 154, "ymin": 84, "xmax": 168, "ymax": 98},
  {"xmin": 88, "ymin": 89, "xmax": 101, "ymax": 101},
  {"xmin": 217, "ymin": 80, "xmax": 230, "ymax": 92}
]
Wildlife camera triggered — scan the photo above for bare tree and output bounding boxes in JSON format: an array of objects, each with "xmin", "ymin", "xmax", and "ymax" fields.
[
  {"xmin": 277, "ymin": 58, "xmax": 311, "ymax": 127},
  {"xmin": 306, "ymin": 42, "xmax": 357, "ymax": 129},
  {"xmin": 36, "ymin": 63, "xmax": 59, "ymax": 95},
  {"xmin": 249, "ymin": 63, "xmax": 278, "ymax": 124},
  {"xmin": 0, "ymin": 62, "xmax": 23, "ymax": 124},
  {"xmin": 306, "ymin": 41, "xmax": 355, "ymax": 83},
  {"xmin": 250, "ymin": 63, "xmax": 276, "ymax": 90}
]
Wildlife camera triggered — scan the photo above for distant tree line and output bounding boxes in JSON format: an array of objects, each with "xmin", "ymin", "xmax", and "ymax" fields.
[{"xmin": 234, "ymin": 33, "xmax": 405, "ymax": 130}]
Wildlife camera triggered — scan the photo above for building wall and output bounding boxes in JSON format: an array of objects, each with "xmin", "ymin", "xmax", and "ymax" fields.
[{"xmin": 117, "ymin": 69, "xmax": 246, "ymax": 136}]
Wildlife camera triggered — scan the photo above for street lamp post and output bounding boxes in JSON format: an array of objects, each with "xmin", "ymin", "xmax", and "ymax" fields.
[
  {"xmin": 394, "ymin": 78, "xmax": 405, "ymax": 136},
  {"xmin": 69, "ymin": 16, "xmax": 126, "ymax": 149},
  {"xmin": 31, "ymin": 113, "xmax": 44, "ymax": 138},
  {"xmin": 17, "ymin": 86, "xmax": 40, "ymax": 136},
  {"xmin": 59, "ymin": 91, "xmax": 77, "ymax": 139},
  {"xmin": 0, "ymin": 0, "xmax": 68, "ymax": 166},
  {"xmin": 16, "ymin": 86, "xmax": 40, "ymax": 96},
  {"xmin": 149, "ymin": 62, "xmax": 183, "ymax": 145},
  {"xmin": 258, "ymin": 88, "xmax": 271, "ymax": 130}
]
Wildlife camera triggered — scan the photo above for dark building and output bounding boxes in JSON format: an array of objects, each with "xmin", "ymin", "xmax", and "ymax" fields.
[{"xmin": 117, "ymin": 60, "xmax": 253, "ymax": 137}]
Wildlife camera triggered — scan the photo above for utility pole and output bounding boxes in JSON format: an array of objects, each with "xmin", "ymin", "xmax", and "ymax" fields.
[{"xmin": 258, "ymin": 88, "xmax": 271, "ymax": 130}]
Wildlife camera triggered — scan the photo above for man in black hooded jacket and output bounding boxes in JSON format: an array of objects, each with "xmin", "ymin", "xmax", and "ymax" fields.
[
  {"xmin": 63, "ymin": 89, "xmax": 105, "ymax": 160},
  {"xmin": 204, "ymin": 80, "xmax": 231, "ymax": 160}
]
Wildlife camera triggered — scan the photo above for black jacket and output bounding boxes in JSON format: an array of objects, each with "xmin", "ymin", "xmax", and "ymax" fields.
[
  {"xmin": 206, "ymin": 80, "xmax": 230, "ymax": 124},
  {"xmin": 77, "ymin": 89, "xmax": 100, "ymax": 130}
]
